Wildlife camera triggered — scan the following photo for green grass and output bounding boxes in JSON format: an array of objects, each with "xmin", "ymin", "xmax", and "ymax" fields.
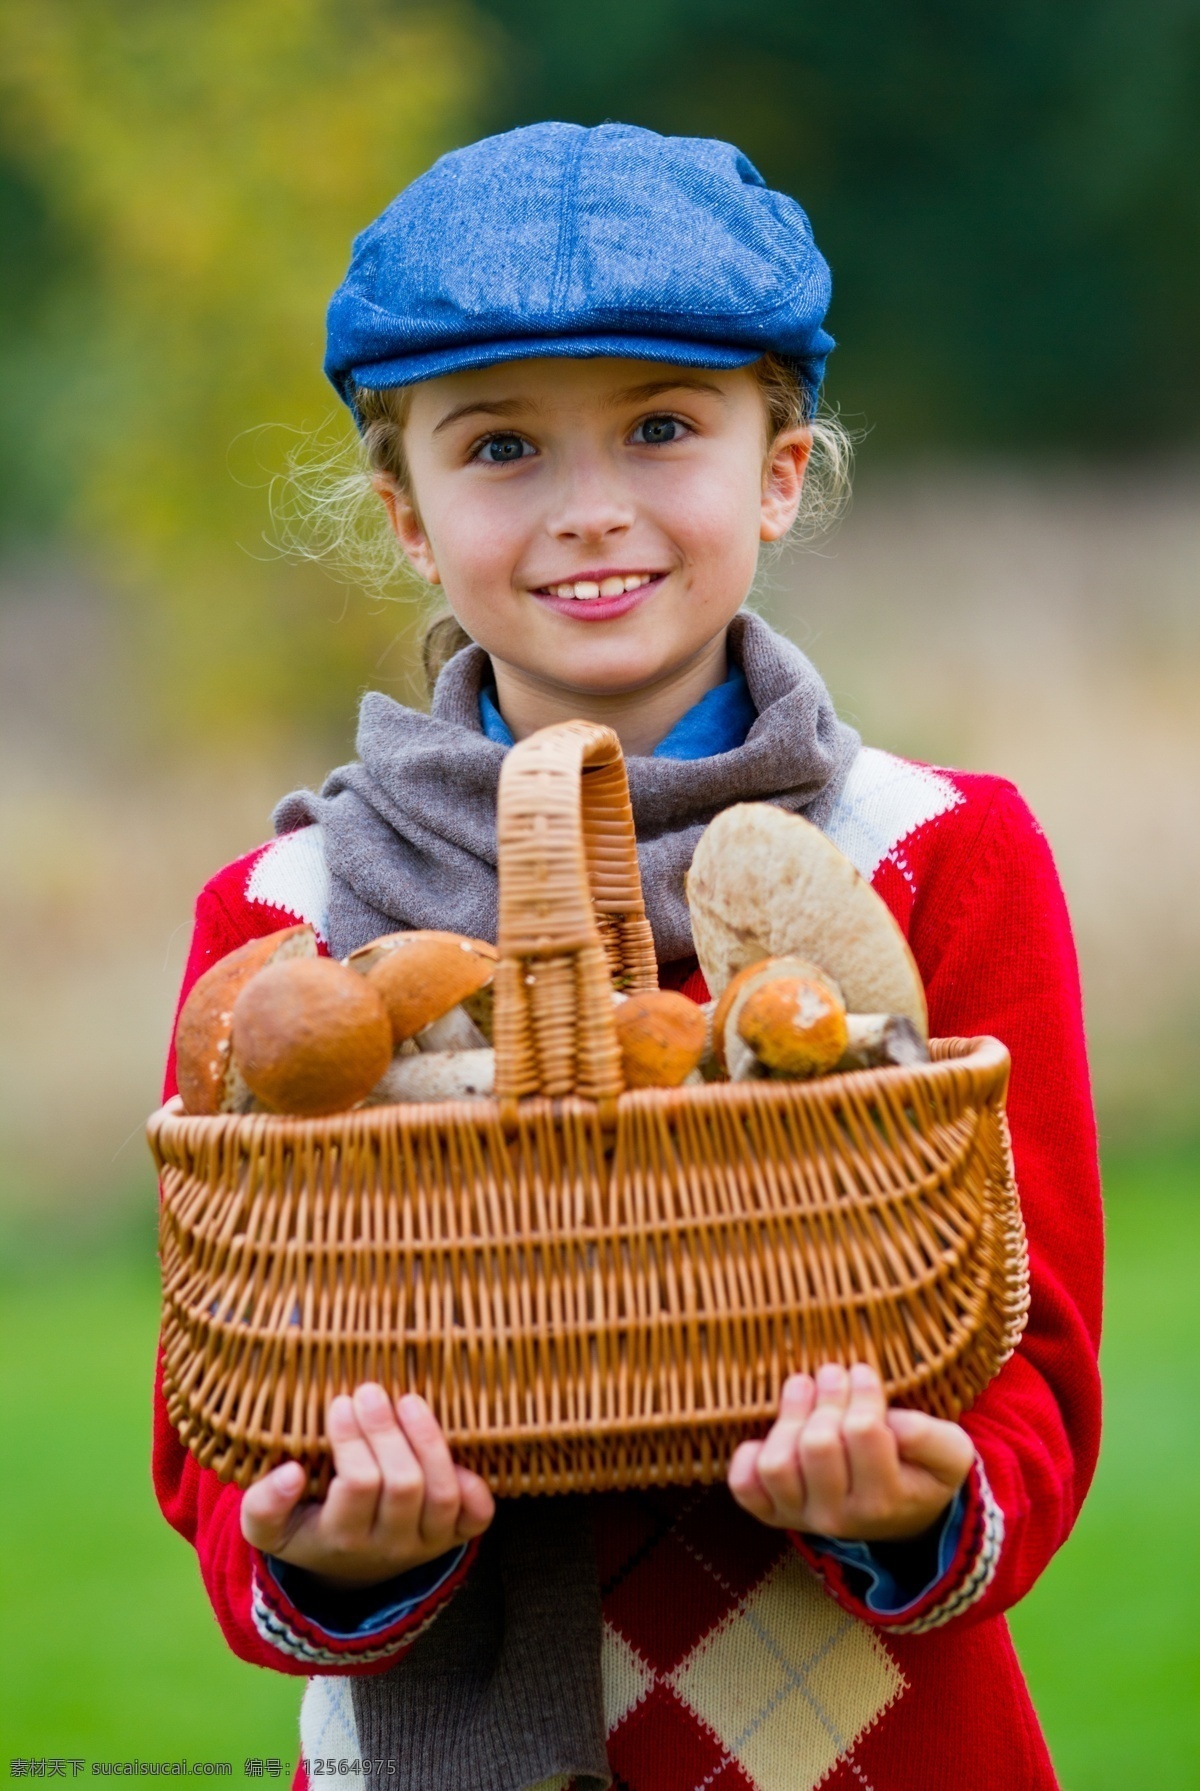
[
  {"xmin": 0, "ymin": 1252, "xmax": 301, "ymax": 1768},
  {"xmin": 1, "ymin": 1147, "xmax": 1197, "ymax": 1782}
]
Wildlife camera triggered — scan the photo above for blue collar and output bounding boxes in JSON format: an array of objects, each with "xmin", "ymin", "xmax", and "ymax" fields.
[{"xmin": 479, "ymin": 666, "xmax": 756, "ymax": 760}]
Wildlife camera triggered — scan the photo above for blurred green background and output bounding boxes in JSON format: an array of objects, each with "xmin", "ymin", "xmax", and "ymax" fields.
[{"xmin": 1, "ymin": 3, "xmax": 1197, "ymax": 1784}]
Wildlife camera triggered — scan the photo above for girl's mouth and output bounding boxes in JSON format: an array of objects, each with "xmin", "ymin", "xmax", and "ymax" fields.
[{"xmin": 528, "ymin": 569, "xmax": 668, "ymax": 622}]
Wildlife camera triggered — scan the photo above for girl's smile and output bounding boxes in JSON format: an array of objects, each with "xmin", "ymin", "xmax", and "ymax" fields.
[
  {"xmin": 374, "ymin": 355, "xmax": 810, "ymax": 754},
  {"xmin": 528, "ymin": 567, "xmax": 667, "ymax": 620}
]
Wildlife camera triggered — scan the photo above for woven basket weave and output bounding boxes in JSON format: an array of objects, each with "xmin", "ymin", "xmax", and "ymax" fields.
[{"xmin": 150, "ymin": 720, "xmax": 1029, "ymax": 1497}]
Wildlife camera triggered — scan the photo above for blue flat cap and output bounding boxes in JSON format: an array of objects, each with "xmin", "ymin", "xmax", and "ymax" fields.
[{"xmin": 325, "ymin": 122, "xmax": 834, "ymax": 412}]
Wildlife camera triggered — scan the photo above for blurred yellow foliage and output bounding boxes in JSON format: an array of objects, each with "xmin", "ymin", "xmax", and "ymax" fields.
[{"xmin": 0, "ymin": 0, "xmax": 486, "ymax": 738}]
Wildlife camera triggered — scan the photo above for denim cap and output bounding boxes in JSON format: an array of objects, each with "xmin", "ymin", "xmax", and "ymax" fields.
[{"xmin": 325, "ymin": 121, "xmax": 834, "ymax": 415}]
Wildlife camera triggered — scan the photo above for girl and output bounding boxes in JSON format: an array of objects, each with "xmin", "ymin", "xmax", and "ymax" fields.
[{"xmin": 156, "ymin": 123, "xmax": 1102, "ymax": 1791}]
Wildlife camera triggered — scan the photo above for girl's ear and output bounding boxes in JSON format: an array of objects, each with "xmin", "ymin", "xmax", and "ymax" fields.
[
  {"xmin": 372, "ymin": 473, "xmax": 441, "ymax": 585},
  {"xmin": 760, "ymin": 427, "xmax": 812, "ymax": 542}
]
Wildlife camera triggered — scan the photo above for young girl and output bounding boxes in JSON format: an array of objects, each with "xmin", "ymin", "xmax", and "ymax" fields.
[{"xmin": 155, "ymin": 123, "xmax": 1102, "ymax": 1791}]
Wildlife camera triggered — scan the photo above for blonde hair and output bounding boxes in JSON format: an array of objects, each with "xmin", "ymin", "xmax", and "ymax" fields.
[{"xmin": 274, "ymin": 354, "xmax": 854, "ymax": 690}]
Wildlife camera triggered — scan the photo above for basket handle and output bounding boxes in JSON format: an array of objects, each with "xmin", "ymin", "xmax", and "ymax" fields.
[{"xmin": 493, "ymin": 719, "xmax": 658, "ymax": 1110}]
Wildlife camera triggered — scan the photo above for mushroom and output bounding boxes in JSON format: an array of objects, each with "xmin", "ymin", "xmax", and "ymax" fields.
[
  {"xmin": 346, "ymin": 931, "xmax": 497, "ymax": 1050},
  {"xmin": 686, "ymin": 804, "xmax": 928, "ymax": 1036},
  {"xmin": 711, "ymin": 957, "xmax": 845, "ymax": 1082},
  {"xmin": 174, "ymin": 924, "xmax": 316, "ymax": 1114},
  {"xmin": 838, "ymin": 1013, "xmax": 929, "ymax": 1071},
  {"xmin": 614, "ymin": 990, "xmax": 708, "ymax": 1088},
  {"xmin": 230, "ymin": 957, "xmax": 393, "ymax": 1116},
  {"xmin": 364, "ymin": 1047, "xmax": 495, "ymax": 1105},
  {"xmin": 413, "ymin": 1004, "xmax": 490, "ymax": 1053},
  {"xmin": 737, "ymin": 972, "xmax": 849, "ymax": 1080}
]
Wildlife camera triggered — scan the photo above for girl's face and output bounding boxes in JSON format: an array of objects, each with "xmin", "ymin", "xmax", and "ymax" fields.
[{"xmin": 377, "ymin": 355, "xmax": 809, "ymax": 702}]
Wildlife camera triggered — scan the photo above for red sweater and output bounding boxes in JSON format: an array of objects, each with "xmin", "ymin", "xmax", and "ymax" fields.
[{"xmin": 154, "ymin": 747, "xmax": 1102, "ymax": 1791}]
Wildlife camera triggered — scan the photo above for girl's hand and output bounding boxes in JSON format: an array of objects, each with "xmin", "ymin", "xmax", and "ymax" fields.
[
  {"xmin": 728, "ymin": 1362, "xmax": 975, "ymax": 1541},
  {"xmin": 240, "ymin": 1384, "xmax": 495, "ymax": 1589}
]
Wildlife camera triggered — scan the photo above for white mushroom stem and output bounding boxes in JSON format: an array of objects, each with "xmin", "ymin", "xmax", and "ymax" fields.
[
  {"xmin": 365, "ymin": 1047, "xmax": 495, "ymax": 1105},
  {"xmin": 727, "ymin": 1035, "xmax": 768, "ymax": 1082},
  {"xmin": 414, "ymin": 1004, "xmax": 489, "ymax": 1052},
  {"xmin": 695, "ymin": 998, "xmax": 722, "ymax": 1080},
  {"xmin": 837, "ymin": 1014, "xmax": 929, "ymax": 1071}
]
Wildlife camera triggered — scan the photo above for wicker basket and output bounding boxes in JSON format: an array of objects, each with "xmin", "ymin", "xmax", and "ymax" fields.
[{"xmin": 150, "ymin": 720, "xmax": 1029, "ymax": 1497}]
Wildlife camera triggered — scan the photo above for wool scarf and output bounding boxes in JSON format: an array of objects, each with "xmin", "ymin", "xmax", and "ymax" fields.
[
  {"xmin": 275, "ymin": 610, "xmax": 859, "ymax": 965},
  {"xmin": 274, "ymin": 610, "xmax": 858, "ymax": 1791}
]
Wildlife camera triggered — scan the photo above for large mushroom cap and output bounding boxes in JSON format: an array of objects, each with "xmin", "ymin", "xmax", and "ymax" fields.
[
  {"xmin": 175, "ymin": 924, "xmax": 316, "ymax": 1114},
  {"xmin": 346, "ymin": 931, "xmax": 497, "ymax": 1044},
  {"xmin": 231, "ymin": 957, "xmax": 393, "ymax": 1116},
  {"xmin": 686, "ymin": 804, "xmax": 928, "ymax": 1037}
]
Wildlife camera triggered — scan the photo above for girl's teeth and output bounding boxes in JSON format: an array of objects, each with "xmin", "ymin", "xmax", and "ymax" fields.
[{"xmin": 545, "ymin": 574, "xmax": 658, "ymax": 599}]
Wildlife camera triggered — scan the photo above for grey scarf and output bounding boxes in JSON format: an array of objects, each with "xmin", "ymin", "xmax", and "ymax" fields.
[
  {"xmin": 275, "ymin": 610, "xmax": 859, "ymax": 967},
  {"xmin": 275, "ymin": 611, "xmax": 858, "ymax": 1789}
]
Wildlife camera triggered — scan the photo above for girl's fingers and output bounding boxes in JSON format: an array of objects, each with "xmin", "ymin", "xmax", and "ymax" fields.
[
  {"xmin": 888, "ymin": 1409, "xmax": 976, "ymax": 1489},
  {"xmin": 753, "ymin": 1374, "xmax": 815, "ymax": 1518},
  {"xmin": 396, "ymin": 1394, "xmax": 463, "ymax": 1546},
  {"xmin": 240, "ymin": 1460, "xmax": 307, "ymax": 1553},
  {"xmin": 797, "ymin": 1363, "xmax": 852, "ymax": 1525},
  {"xmin": 841, "ymin": 1364, "xmax": 900, "ymax": 1506},
  {"xmin": 727, "ymin": 1439, "xmax": 775, "ymax": 1520},
  {"xmin": 779, "ymin": 1371, "xmax": 818, "ymax": 1425},
  {"xmin": 321, "ymin": 1392, "xmax": 384, "ymax": 1538},
  {"xmin": 810, "ymin": 1361, "xmax": 851, "ymax": 1414},
  {"xmin": 844, "ymin": 1362, "xmax": 887, "ymax": 1424},
  {"xmin": 453, "ymin": 1465, "xmax": 496, "ymax": 1539},
  {"xmin": 351, "ymin": 1384, "xmax": 425, "ymax": 1536}
]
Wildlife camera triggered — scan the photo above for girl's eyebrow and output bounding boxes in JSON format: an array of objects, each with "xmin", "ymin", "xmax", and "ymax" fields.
[
  {"xmin": 607, "ymin": 377, "xmax": 728, "ymax": 404},
  {"xmin": 433, "ymin": 397, "xmax": 528, "ymax": 435},
  {"xmin": 432, "ymin": 376, "xmax": 728, "ymax": 435}
]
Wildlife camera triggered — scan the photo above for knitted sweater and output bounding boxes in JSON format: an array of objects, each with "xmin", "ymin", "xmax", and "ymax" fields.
[{"xmin": 154, "ymin": 744, "xmax": 1102, "ymax": 1791}]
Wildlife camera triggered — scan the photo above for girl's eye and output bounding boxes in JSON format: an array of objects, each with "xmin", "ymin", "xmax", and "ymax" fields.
[
  {"xmin": 631, "ymin": 415, "xmax": 686, "ymax": 446},
  {"xmin": 477, "ymin": 433, "xmax": 532, "ymax": 464}
]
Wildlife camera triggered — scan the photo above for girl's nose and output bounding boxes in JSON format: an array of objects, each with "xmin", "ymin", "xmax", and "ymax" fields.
[{"xmin": 546, "ymin": 467, "xmax": 635, "ymax": 545}]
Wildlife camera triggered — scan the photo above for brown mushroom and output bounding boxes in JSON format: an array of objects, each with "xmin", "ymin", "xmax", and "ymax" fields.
[
  {"xmin": 614, "ymin": 990, "xmax": 708, "ymax": 1089},
  {"xmin": 711, "ymin": 956, "xmax": 844, "ymax": 1081},
  {"xmin": 737, "ymin": 974, "xmax": 849, "ymax": 1079},
  {"xmin": 175, "ymin": 924, "xmax": 316, "ymax": 1114},
  {"xmin": 686, "ymin": 804, "xmax": 928, "ymax": 1036},
  {"xmin": 231, "ymin": 957, "xmax": 393, "ymax": 1116},
  {"xmin": 346, "ymin": 931, "xmax": 497, "ymax": 1046}
]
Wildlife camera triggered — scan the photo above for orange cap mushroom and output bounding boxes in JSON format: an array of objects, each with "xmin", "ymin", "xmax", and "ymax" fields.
[
  {"xmin": 346, "ymin": 931, "xmax": 497, "ymax": 1045},
  {"xmin": 711, "ymin": 956, "xmax": 843, "ymax": 1078},
  {"xmin": 614, "ymin": 990, "xmax": 708, "ymax": 1089},
  {"xmin": 737, "ymin": 975, "xmax": 849, "ymax": 1079},
  {"xmin": 175, "ymin": 924, "xmax": 316, "ymax": 1114},
  {"xmin": 231, "ymin": 957, "xmax": 393, "ymax": 1116}
]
